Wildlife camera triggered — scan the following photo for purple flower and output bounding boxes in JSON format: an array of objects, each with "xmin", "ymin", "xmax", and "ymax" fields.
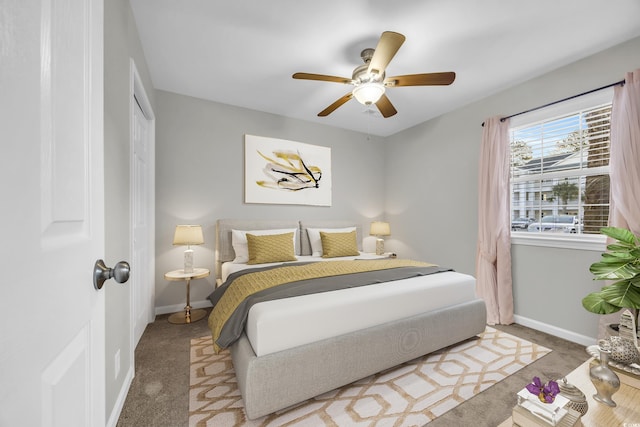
[
  {"xmin": 526, "ymin": 377, "xmax": 559, "ymax": 403},
  {"xmin": 526, "ymin": 376, "xmax": 543, "ymax": 395},
  {"xmin": 542, "ymin": 380, "xmax": 560, "ymax": 403}
]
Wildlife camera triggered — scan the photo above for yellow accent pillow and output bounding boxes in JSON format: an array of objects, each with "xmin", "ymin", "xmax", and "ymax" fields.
[
  {"xmin": 320, "ymin": 230, "xmax": 359, "ymax": 258},
  {"xmin": 246, "ymin": 232, "xmax": 297, "ymax": 265}
]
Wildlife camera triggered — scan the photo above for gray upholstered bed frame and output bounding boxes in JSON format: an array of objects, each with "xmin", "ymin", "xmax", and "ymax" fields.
[{"xmin": 215, "ymin": 219, "xmax": 487, "ymax": 420}]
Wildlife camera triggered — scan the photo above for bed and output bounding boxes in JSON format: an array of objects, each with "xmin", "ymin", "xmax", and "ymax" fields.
[{"xmin": 208, "ymin": 219, "xmax": 487, "ymax": 420}]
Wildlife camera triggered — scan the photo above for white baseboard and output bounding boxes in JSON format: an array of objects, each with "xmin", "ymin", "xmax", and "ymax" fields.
[
  {"xmin": 106, "ymin": 365, "xmax": 134, "ymax": 427},
  {"xmin": 155, "ymin": 299, "xmax": 213, "ymax": 316},
  {"xmin": 514, "ymin": 314, "xmax": 596, "ymax": 347}
]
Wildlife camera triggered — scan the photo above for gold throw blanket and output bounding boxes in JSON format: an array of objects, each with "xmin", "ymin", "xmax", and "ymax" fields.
[{"xmin": 208, "ymin": 259, "xmax": 432, "ymax": 353}]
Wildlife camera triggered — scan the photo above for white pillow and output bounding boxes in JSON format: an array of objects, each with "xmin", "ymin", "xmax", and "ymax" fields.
[
  {"xmin": 231, "ymin": 228, "xmax": 297, "ymax": 263},
  {"xmin": 306, "ymin": 227, "xmax": 356, "ymax": 256}
]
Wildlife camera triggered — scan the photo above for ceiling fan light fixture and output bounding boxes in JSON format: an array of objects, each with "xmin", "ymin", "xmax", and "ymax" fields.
[
  {"xmin": 352, "ymin": 82, "xmax": 385, "ymax": 105},
  {"xmin": 292, "ymin": 31, "xmax": 454, "ymax": 118}
]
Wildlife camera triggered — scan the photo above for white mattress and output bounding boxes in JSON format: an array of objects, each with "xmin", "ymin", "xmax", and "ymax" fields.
[{"xmin": 241, "ymin": 268, "xmax": 477, "ymax": 356}]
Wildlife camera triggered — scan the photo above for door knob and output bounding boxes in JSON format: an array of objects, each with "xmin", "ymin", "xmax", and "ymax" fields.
[{"xmin": 93, "ymin": 259, "xmax": 130, "ymax": 290}]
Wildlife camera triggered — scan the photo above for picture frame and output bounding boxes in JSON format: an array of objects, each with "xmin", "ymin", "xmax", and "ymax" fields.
[{"xmin": 244, "ymin": 134, "xmax": 332, "ymax": 206}]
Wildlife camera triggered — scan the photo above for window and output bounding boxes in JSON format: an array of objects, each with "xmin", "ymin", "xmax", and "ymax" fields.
[{"xmin": 509, "ymin": 92, "xmax": 612, "ymax": 247}]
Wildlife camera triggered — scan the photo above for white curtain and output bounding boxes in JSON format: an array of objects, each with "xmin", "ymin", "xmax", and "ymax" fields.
[
  {"xmin": 599, "ymin": 69, "xmax": 640, "ymax": 337},
  {"xmin": 476, "ymin": 117, "xmax": 514, "ymax": 325},
  {"xmin": 609, "ymin": 69, "xmax": 640, "ymax": 234}
]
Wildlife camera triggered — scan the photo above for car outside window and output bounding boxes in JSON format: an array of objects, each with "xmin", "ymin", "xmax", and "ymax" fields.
[
  {"xmin": 527, "ymin": 215, "xmax": 581, "ymax": 233},
  {"xmin": 511, "ymin": 217, "xmax": 534, "ymax": 231}
]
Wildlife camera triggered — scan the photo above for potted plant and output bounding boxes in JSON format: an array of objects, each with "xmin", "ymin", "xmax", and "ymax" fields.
[{"xmin": 582, "ymin": 226, "xmax": 640, "ymax": 340}]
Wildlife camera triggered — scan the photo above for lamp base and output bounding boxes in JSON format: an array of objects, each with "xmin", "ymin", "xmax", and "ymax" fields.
[
  {"xmin": 375, "ymin": 238, "xmax": 385, "ymax": 255},
  {"xmin": 183, "ymin": 248, "xmax": 194, "ymax": 274}
]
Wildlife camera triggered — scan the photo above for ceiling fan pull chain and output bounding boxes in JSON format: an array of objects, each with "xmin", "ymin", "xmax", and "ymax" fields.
[{"xmin": 366, "ymin": 105, "xmax": 372, "ymax": 141}]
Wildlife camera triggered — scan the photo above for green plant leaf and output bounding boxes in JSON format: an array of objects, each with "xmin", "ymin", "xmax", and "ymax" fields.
[
  {"xmin": 601, "ymin": 252, "xmax": 636, "ymax": 261},
  {"xmin": 582, "ymin": 292, "xmax": 622, "ymax": 314},
  {"xmin": 607, "ymin": 243, "xmax": 635, "ymax": 252},
  {"xmin": 600, "ymin": 280, "xmax": 640, "ymax": 309},
  {"xmin": 601, "ymin": 227, "xmax": 638, "ymax": 245},
  {"xmin": 590, "ymin": 259, "xmax": 639, "ymax": 280},
  {"xmin": 584, "ymin": 227, "xmax": 640, "ymax": 321}
]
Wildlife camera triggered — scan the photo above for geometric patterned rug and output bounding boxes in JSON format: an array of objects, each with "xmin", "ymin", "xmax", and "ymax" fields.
[{"xmin": 188, "ymin": 327, "xmax": 550, "ymax": 426}]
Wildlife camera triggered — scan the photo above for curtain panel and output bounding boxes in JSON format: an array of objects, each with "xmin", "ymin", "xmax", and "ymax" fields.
[
  {"xmin": 599, "ymin": 69, "xmax": 640, "ymax": 337},
  {"xmin": 476, "ymin": 117, "xmax": 514, "ymax": 325},
  {"xmin": 609, "ymin": 68, "xmax": 640, "ymax": 234}
]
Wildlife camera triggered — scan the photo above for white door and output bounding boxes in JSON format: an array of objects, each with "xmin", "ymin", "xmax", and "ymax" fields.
[
  {"xmin": 132, "ymin": 94, "xmax": 154, "ymax": 345},
  {"xmin": 0, "ymin": 1, "xmax": 106, "ymax": 426}
]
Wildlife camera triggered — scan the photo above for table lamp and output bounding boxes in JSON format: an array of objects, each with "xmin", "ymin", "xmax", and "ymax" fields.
[
  {"xmin": 370, "ymin": 221, "xmax": 391, "ymax": 255},
  {"xmin": 173, "ymin": 225, "xmax": 204, "ymax": 273}
]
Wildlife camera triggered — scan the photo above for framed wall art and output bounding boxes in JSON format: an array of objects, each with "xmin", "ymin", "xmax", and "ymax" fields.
[{"xmin": 245, "ymin": 134, "xmax": 332, "ymax": 206}]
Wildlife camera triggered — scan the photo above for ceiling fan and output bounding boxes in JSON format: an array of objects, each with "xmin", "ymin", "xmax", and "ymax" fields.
[{"xmin": 292, "ymin": 31, "xmax": 456, "ymax": 118}]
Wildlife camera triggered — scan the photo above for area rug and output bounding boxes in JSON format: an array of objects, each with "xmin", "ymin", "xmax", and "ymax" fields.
[{"xmin": 189, "ymin": 328, "xmax": 550, "ymax": 426}]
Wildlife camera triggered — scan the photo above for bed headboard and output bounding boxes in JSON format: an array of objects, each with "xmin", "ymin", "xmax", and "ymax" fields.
[{"xmin": 215, "ymin": 219, "xmax": 363, "ymax": 281}]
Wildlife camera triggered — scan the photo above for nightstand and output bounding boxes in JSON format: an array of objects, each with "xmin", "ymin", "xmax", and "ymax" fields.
[{"xmin": 164, "ymin": 268, "xmax": 210, "ymax": 324}]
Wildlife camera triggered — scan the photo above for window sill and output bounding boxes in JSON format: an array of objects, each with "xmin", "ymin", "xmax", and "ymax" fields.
[{"xmin": 510, "ymin": 232, "xmax": 606, "ymax": 251}]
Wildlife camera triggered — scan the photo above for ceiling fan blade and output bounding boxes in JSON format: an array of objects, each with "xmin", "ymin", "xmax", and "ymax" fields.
[
  {"xmin": 385, "ymin": 72, "xmax": 456, "ymax": 87},
  {"xmin": 367, "ymin": 31, "xmax": 406, "ymax": 76},
  {"xmin": 292, "ymin": 73, "xmax": 352, "ymax": 84},
  {"xmin": 375, "ymin": 94, "xmax": 397, "ymax": 118},
  {"xmin": 318, "ymin": 93, "xmax": 353, "ymax": 117}
]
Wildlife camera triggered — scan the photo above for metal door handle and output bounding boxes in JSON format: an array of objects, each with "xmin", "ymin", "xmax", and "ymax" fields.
[{"xmin": 93, "ymin": 259, "xmax": 130, "ymax": 290}]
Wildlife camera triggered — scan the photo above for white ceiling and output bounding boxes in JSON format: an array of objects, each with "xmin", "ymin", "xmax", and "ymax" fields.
[{"xmin": 129, "ymin": 0, "xmax": 640, "ymax": 137}]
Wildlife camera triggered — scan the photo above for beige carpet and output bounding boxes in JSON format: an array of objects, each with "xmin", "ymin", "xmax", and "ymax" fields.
[{"xmin": 189, "ymin": 328, "xmax": 550, "ymax": 426}]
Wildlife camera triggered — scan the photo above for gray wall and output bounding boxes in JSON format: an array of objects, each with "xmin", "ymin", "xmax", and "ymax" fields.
[
  {"xmin": 384, "ymin": 35, "xmax": 640, "ymax": 342},
  {"xmin": 154, "ymin": 91, "xmax": 386, "ymax": 309},
  {"xmin": 104, "ymin": 0, "xmax": 156, "ymax": 423}
]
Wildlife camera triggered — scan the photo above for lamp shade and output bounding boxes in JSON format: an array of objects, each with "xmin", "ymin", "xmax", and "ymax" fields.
[
  {"xmin": 370, "ymin": 221, "xmax": 391, "ymax": 236},
  {"xmin": 353, "ymin": 82, "xmax": 385, "ymax": 105},
  {"xmin": 173, "ymin": 225, "xmax": 204, "ymax": 246}
]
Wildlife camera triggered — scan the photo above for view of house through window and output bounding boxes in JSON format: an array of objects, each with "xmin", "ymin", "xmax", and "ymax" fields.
[{"xmin": 510, "ymin": 102, "xmax": 612, "ymax": 235}]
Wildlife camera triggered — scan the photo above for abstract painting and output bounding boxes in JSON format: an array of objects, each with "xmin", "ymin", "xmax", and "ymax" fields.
[{"xmin": 245, "ymin": 135, "xmax": 331, "ymax": 206}]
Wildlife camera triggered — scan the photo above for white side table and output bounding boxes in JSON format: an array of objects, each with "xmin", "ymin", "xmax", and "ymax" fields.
[{"xmin": 164, "ymin": 268, "xmax": 210, "ymax": 324}]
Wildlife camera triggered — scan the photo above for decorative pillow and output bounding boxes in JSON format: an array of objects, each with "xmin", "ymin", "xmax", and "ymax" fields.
[
  {"xmin": 246, "ymin": 232, "xmax": 297, "ymax": 265},
  {"xmin": 306, "ymin": 227, "xmax": 356, "ymax": 256},
  {"xmin": 231, "ymin": 228, "xmax": 297, "ymax": 263},
  {"xmin": 320, "ymin": 230, "xmax": 360, "ymax": 258}
]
